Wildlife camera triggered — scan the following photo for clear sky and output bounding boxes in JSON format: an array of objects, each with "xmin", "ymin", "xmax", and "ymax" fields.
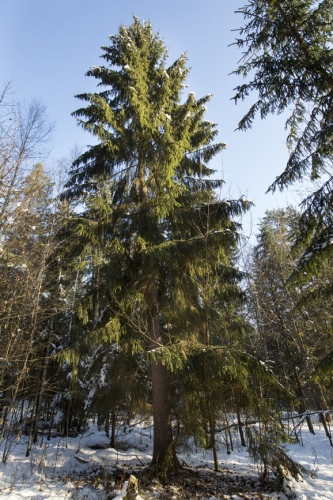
[{"xmin": 2, "ymin": 0, "xmax": 300, "ymax": 240}]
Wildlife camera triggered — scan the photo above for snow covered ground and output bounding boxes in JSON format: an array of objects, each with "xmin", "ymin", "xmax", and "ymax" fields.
[{"xmin": 0, "ymin": 416, "xmax": 332, "ymax": 499}]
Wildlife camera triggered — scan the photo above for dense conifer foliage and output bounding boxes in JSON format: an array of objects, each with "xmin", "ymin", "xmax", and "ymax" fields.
[{"xmin": 233, "ymin": 0, "xmax": 333, "ymax": 278}]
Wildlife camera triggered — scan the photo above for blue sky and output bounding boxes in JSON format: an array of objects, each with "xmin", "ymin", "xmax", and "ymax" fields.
[{"xmin": 2, "ymin": 0, "xmax": 299, "ymax": 240}]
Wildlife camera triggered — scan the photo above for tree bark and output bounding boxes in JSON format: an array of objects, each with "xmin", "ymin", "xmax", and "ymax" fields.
[
  {"xmin": 237, "ymin": 408, "xmax": 246, "ymax": 447},
  {"xmin": 147, "ymin": 282, "xmax": 176, "ymax": 471},
  {"xmin": 139, "ymin": 159, "xmax": 178, "ymax": 474},
  {"xmin": 151, "ymin": 360, "xmax": 173, "ymax": 462},
  {"xmin": 110, "ymin": 409, "xmax": 117, "ymax": 448},
  {"xmin": 209, "ymin": 417, "xmax": 219, "ymax": 472}
]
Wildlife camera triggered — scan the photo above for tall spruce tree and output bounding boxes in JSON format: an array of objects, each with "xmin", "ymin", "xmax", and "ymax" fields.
[
  {"xmin": 62, "ymin": 17, "xmax": 250, "ymax": 472},
  {"xmin": 232, "ymin": 0, "xmax": 333, "ymax": 281}
]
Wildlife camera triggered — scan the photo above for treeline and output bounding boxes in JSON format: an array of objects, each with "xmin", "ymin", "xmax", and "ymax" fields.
[{"xmin": 1, "ymin": 2, "xmax": 333, "ymax": 483}]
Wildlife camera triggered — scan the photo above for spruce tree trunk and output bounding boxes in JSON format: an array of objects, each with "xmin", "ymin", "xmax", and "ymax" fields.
[
  {"xmin": 151, "ymin": 359, "xmax": 173, "ymax": 462},
  {"xmin": 147, "ymin": 282, "xmax": 176, "ymax": 471},
  {"xmin": 209, "ymin": 417, "xmax": 219, "ymax": 472},
  {"xmin": 139, "ymin": 157, "xmax": 177, "ymax": 472},
  {"xmin": 110, "ymin": 409, "xmax": 117, "ymax": 448},
  {"xmin": 237, "ymin": 409, "xmax": 246, "ymax": 447},
  {"xmin": 105, "ymin": 411, "xmax": 110, "ymax": 438}
]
